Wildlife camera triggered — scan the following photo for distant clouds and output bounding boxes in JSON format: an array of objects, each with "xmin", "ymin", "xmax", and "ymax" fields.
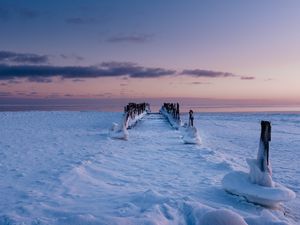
[
  {"xmin": 0, "ymin": 61, "xmax": 176, "ymax": 82},
  {"xmin": 0, "ymin": 51, "xmax": 49, "ymax": 64},
  {"xmin": 181, "ymin": 69, "xmax": 236, "ymax": 78},
  {"xmin": 107, "ymin": 34, "xmax": 153, "ymax": 43},
  {"xmin": 189, "ymin": 81, "xmax": 211, "ymax": 85},
  {"xmin": 0, "ymin": 50, "xmax": 255, "ymax": 83},
  {"xmin": 240, "ymin": 76, "xmax": 255, "ymax": 80},
  {"xmin": 17, "ymin": 8, "xmax": 39, "ymax": 19},
  {"xmin": 0, "ymin": 91, "xmax": 11, "ymax": 97},
  {"xmin": 0, "ymin": 5, "xmax": 39, "ymax": 21},
  {"xmin": 182, "ymin": 69, "xmax": 256, "ymax": 80},
  {"xmin": 65, "ymin": 17, "xmax": 96, "ymax": 24}
]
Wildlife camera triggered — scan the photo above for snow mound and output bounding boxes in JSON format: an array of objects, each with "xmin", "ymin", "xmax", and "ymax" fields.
[
  {"xmin": 200, "ymin": 209, "xmax": 248, "ymax": 225},
  {"xmin": 182, "ymin": 126, "xmax": 201, "ymax": 144},
  {"xmin": 247, "ymin": 158, "xmax": 274, "ymax": 187},
  {"xmin": 109, "ymin": 122, "xmax": 128, "ymax": 140},
  {"xmin": 222, "ymin": 171, "xmax": 296, "ymax": 207}
]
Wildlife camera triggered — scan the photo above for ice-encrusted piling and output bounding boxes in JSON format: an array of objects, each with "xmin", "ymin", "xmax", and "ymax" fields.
[
  {"xmin": 222, "ymin": 120, "xmax": 296, "ymax": 207},
  {"xmin": 160, "ymin": 102, "xmax": 181, "ymax": 129},
  {"xmin": 110, "ymin": 102, "xmax": 150, "ymax": 140},
  {"xmin": 124, "ymin": 102, "xmax": 150, "ymax": 129},
  {"xmin": 248, "ymin": 120, "xmax": 273, "ymax": 187},
  {"xmin": 258, "ymin": 120, "xmax": 271, "ymax": 172},
  {"xmin": 182, "ymin": 109, "xmax": 201, "ymax": 144}
]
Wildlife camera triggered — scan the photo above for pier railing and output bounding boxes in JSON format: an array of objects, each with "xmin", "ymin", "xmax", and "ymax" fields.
[
  {"xmin": 123, "ymin": 102, "xmax": 150, "ymax": 129},
  {"xmin": 160, "ymin": 102, "xmax": 181, "ymax": 129}
]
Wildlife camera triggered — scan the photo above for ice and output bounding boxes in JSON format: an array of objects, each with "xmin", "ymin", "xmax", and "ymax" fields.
[
  {"xmin": 160, "ymin": 107, "xmax": 181, "ymax": 129},
  {"xmin": 247, "ymin": 158, "xmax": 274, "ymax": 187},
  {"xmin": 222, "ymin": 120, "xmax": 296, "ymax": 208},
  {"xmin": 200, "ymin": 209, "xmax": 248, "ymax": 225},
  {"xmin": 109, "ymin": 122, "xmax": 129, "ymax": 140},
  {"xmin": 222, "ymin": 171, "xmax": 296, "ymax": 207},
  {"xmin": 181, "ymin": 126, "xmax": 201, "ymax": 145},
  {"xmin": 0, "ymin": 111, "xmax": 299, "ymax": 224},
  {"xmin": 110, "ymin": 111, "xmax": 146, "ymax": 140},
  {"xmin": 126, "ymin": 111, "xmax": 147, "ymax": 129}
]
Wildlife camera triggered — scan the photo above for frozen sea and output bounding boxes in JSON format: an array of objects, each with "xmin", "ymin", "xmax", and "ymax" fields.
[{"xmin": 0, "ymin": 111, "xmax": 299, "ymax": 225}]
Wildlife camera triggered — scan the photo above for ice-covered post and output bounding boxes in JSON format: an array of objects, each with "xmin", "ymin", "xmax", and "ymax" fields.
[
  {"xmin": 189, "ymin": 109, "xmax": 194, "ymax": 127},
  {"xmin": 258, "ymin": 120, "xmax": 271, "ymax": 172}
]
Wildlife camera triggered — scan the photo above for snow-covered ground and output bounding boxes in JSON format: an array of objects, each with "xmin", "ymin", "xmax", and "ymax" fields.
[{"xmin": 0, "ymin": 111, "xmax": 299, "ymax": 224}]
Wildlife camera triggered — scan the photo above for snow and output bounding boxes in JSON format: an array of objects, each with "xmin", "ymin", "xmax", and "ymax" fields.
[
  {"xmin": 222, "ymin": 171, "xmax": 296, "ymax": 207},
  {"xmin": 110, "ymin": 111, "xmax": 147, "ymax": 140},
  {"xmin": 160, "ymin": 107, "xmax": 181, "ymax": 129},
  {"xmin": 181, "ymin": 126, "xmax": 201, "ymax": 145},
  {"xmin": 199, "ymin": 209, "xmax": 248, "ymax": 225},
  {"xmin": 109, "ymin": 122, "xmax": 129, "ymax": 140},
  {"xmin": 247, "ymin": 158, "xmax": 274, "ymax": 187},
  {"xmin": 126, "ymin": 111, "xmax": 147, "ymax": 129},
  {"xmin": 0, "ymin": 111, "xmax": 299, "ymax": 224}
]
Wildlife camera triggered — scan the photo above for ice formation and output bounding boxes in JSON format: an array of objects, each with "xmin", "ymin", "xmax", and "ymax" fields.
[
  {"xmin": 222, "ymin": 121, "xmax": 296, "ymax": 207},
  {"xmin": 181, "ymin": 125, "xmax": 201, "ymax": 144},
  {"xmin": 110, "ymin": 103, "xmax": 148, "ymax": 140},
  {"xmin": 200, "ymin": 209, "xmax": 248, "ymax": 225},
  {"xmin": 109, "ymin": 121, "xmax": 129, "ymax": 140}
]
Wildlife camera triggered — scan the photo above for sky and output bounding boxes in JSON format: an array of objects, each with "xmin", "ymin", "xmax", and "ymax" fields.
[{"xmin": 1, "ymin": 0, "xmax": 300, "ymax": 110}]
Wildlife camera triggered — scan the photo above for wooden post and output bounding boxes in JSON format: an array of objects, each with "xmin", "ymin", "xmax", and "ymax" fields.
[{"xmin": 260, "ymin": 120, "xmax": 271, "ymax": 171}]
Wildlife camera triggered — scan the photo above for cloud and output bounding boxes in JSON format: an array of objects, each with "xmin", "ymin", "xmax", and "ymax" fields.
[
  {"xmin": 189, "ymin": 81, "xmax": 211, "ymax": 85},
  {"xmin": 0, "ymin": 7, "xmax": 9, "ymax": 21},
  {"xmin": 0, "ymin": 61, "xmax": 176, "ymax": 82},
  {"xmin": 0, "ymin": 6, "xmax": 39, "ymax": 20},
  {"xmin": 72, "ymin": 78, "xmax": 86, "ymax": 82},
  {"xmin": 65, "ymin": 17, "xmax": 96, "ymax": 24},
  {"xmin": 264, "ymin": 78, "xmax": 274, "ymax": 82},
  {"xmin": 0, "ymin": 91, "xmax": 12, "ymax": 97},
  {"xmin": 17, "ymin": 8, "xmax": 39, "ymax": 19},
  {"xmin": 27, "ymin": 77, "xmax": 52, "ymax": 83},
  {"xmin": 240, "ymin": 76, "xmax": 255, "ymax": 80},
  {"xmin": 60, "ymin": 54, "xmax": 84, "ymax": 61},
  {"xmin": 0, "ymin": 51, "xmax": 252, "ymax": 83},
  {"xmin": 0, "ymin": 51, "xmax": 49, "ymax": 64},
  {"xmin": 181, "ymin": 69, "xmax": 236, "ymax": 78},
  {"xmin": 107, "ymin": 34, "xmax": 153, "ymax": 43}
]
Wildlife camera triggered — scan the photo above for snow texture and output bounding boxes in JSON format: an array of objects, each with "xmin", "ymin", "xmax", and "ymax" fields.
[{"xmin": 0, "ymin": 111, "xmax": 299, "ymax": 224}]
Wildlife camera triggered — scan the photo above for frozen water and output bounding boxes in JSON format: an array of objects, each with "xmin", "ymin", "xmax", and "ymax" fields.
[{"xmin": 0, "ymin": 111, "xmax": 299, "ymax": 224}]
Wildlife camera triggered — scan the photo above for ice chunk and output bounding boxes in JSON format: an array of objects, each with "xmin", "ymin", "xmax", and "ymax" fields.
[
  {"xmin": 109, "ymin": 122, "xmax": 128, "ymax": 140},
  {"xmin": 182, "ymin": 126, "xmax": 201, "ymax": 145},
  {"xmin": 222, "ymin": 171, "xmax": 296, "ymax": 207},
  {"xmin": 200, "ymin": 209, "xmax": 248, "ymax": 225}
]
